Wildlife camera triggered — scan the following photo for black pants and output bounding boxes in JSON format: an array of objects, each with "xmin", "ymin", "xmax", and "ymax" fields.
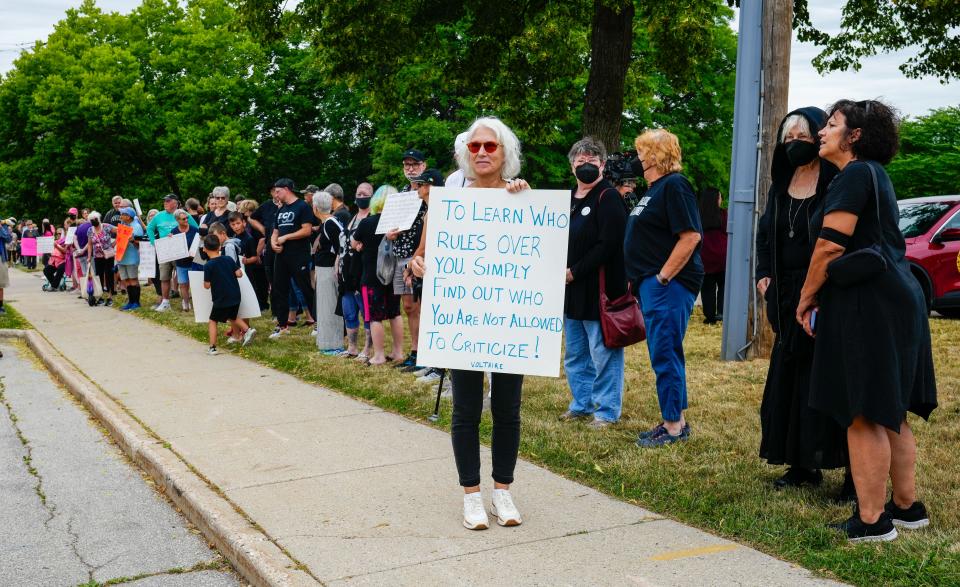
[
  {"xmin": 248, "ymin": 264, "xmax": 270, "ymax": 310},
  {"xmin": 94, "ymin": 257, "xmax": 115, "ymax": 295},
  {"xmin": 702, "ymin": 271, "xmax": 725, "ymax": 322},
  {"xmin": 26, "ymin": 256, "xmax": 37, "ymax": 269},
  {"xmin": 271, "ymin": 251, "xmax": 316, "ymax": 327},
  {"xmin": 43, "ymin": 264, "xmax": 65, "ymax": 289},
  {"xmin": 450, "ymin": 370, "xmax": 523, "ymax": 487}
]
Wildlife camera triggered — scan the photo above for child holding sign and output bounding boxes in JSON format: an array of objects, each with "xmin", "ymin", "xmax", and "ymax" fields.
[
  {"xmin": 116, "ymin": 208, "xmax": 144, "ymax": 311},
  {"xmin": 202, "ymin": 234, "xmax": 255, "ymax": 355}
]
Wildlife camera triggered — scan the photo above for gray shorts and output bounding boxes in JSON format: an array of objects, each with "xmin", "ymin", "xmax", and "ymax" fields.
[
  {"xmin": 117, "ymin": 264, "xmax": 138, "ymax": 281},
  {"xmin": 393, "ymin": 257, "xmax": 412, "ymax": 295},
  {"xmin": 158, "ymin": 260, "xmax": 176, "ymax": 281},
  {"xmin": 0, "ymin": 260, "xmax": 8, "ymax": 289}
]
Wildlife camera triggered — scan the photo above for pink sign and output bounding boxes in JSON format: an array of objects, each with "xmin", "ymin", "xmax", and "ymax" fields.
[{"xmin": 21, "ymin": 237, "xmax": 37, "ymax": 256}]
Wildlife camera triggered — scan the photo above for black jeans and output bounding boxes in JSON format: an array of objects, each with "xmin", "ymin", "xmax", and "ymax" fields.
[
  {"xmin": 43, "ymin": 264, "xmax": 65, "ymax": 289},
  {"xmin": 702, "ymin": 271, "xmax": 725, "ymax": 322},
  {"xmin": 271, "ymin": 250, "xmax": 316, "ymax": 327},
  {"xmin": 450, "ymin": 370, "xmax": 523, "ymax": 487},
  {"xmin": 94, "ymin": 257, "xmax": 115, "ymax": 295}
]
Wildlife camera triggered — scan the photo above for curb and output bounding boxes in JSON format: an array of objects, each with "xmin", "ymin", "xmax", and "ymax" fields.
[{"xmin": 0, "ymin": 329, "xmax": 318, "ymax": 587}]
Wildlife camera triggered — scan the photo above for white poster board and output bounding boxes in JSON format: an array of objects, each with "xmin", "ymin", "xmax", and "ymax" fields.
[
  {"xmin": 155, "ymin": 232, "xmax": 188, "ymax": 263},
  {"xmin": 375, "ymin": 191, "xmax": 423, "ymax": 234},
  {"xmin": 416, "ymin": 187, "xmax": 570, "ymax": 377},
  {"xmin": 64, "ymin": 226, "xmax": 77, "ymax": 246},
  {"xmin": 36, "ymin": 236, "xmax": 55, "ymax": 255},
  {"xmin": 133, "ymin": 199, "xmax": 143, "ymax": 216},
  {"xmin": 138, "ymin": 241, "xmax": 156, "ymax": 279},
  {"xmin": 188, "ymin": 269, "xmax": 261, "ymax": 323}
]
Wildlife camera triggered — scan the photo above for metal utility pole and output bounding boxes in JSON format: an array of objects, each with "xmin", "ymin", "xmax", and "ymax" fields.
[{"xmin": 721, "ymin": 1, "xmax": 763, "ymax": 361}]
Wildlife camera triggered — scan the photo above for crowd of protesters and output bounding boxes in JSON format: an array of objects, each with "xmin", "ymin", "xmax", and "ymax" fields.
[{"xmin": 0, "ymin": 101, "xmax": 939, "ymax": 542}]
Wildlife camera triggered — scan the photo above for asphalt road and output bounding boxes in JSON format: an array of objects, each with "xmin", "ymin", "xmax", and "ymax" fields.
[{"xmin": 0, "ymin": 341, "xmax": 242, "ymax": 587}]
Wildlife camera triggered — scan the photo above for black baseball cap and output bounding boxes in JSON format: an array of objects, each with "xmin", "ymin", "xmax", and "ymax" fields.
[
  {"xmin": 412, "ymin": 169, "xmax": 444, "ymax": 186},
  {"xmin": 273, "ymin": 178, "xmax": 297, "ymax": 192},
  {"xmin": 300, "ymin": 184, "xmax": 320, "ymax": 194},
  {"xmin": 401, "ymin": 149, "xmax": 425, "ymax": 162},
  {"xmin": 163, "ymin": 193, "xmax": 180, "ymax": 202}
]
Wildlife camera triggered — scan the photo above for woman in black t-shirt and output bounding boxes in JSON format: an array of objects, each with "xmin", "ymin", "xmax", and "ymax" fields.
[
  {"xmin": 623, "ymin": 129, "xmax": 702, "ymax": 448},
  {"xmin": 797, "ymin": 99, "xmax": 936, "ymax": 543},
  {"xmin": 350, "ymin": 186, "xmax": 403, "ymax": 365}
]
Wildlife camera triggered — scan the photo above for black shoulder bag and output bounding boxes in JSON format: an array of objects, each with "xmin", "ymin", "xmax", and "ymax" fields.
[{"xmin": 826, "ymin": 162, "xmax": 888, "ymax": 288}]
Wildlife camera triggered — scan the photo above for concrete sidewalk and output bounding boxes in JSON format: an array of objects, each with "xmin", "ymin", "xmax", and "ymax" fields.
[{"xmin": 7, "ymin": 269, "xmax": 838, "ymax": 586}]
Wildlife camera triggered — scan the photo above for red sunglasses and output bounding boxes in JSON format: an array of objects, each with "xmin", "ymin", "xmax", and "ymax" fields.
[{"xmin": 467, "ymin": 141, "xmax": 500, "ymax": 154}]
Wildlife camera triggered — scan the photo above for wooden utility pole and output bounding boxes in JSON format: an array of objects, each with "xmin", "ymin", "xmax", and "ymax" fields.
[{"xmin": 747, "ymin": 0, "xmax": 793, "ymax": 359}]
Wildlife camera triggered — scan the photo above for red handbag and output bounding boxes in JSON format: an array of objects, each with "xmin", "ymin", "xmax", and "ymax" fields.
[{"xmin": 599, "ymin": 267, "xmax": 646, "ymax": 348}]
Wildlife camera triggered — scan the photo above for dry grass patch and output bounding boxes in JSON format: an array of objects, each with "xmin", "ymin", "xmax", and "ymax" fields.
[{"xmin": 118, "ymin": 287, "xmax": 959, "ymax": 586}]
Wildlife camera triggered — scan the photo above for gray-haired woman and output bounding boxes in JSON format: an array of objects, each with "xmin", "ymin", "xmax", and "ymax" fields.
[{"xmin": 312, "ymin": 191, "xmax": 344, "ymax": 353}]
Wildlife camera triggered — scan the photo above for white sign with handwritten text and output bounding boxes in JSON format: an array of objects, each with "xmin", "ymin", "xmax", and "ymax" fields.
[{"xmin": 417, "ymin": 187, "xmax": 570, "ymax": 377}]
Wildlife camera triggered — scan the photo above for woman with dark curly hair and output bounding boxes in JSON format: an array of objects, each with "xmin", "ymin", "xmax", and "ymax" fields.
[{"xmin": 797, "ymin": 99, "xmax": 937, "ymax": 542}]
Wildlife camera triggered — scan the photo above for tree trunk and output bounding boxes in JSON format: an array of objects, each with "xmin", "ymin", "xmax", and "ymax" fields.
[
  {"xmin": 582, "ymin": 0, "xmax": 634, "ymax": 153},
  {"xmin": 748, "ymin": 0, "xmax": 793, "ymax": 360}
]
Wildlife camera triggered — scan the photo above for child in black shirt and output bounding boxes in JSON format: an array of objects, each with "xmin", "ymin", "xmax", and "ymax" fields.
[{"xmin": 203, "ymin": 234, "xmax": 255, "ymax": 354}]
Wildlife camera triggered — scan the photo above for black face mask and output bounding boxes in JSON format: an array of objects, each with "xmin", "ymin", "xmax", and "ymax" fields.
[
  {"xmin": 785, "ymin": 140, "xmax": 818, "ymax": 167},
  {"xmin": 575, "ymin": 163, "xmax": 600, "ymax": 184},
  {"xmin": 356, "ymin": 197, "xmax": 371, "ymax": 210},
  {"xmin": 629, "ymin": 156, "xmax": 645, "ymax": 178}
]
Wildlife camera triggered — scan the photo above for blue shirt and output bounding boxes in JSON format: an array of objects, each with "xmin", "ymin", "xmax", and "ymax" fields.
[{"xmin": 118, "ymin": 222, "xmax": 145, "ymax": 266}]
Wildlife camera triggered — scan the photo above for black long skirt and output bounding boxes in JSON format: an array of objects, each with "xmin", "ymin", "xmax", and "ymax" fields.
[{"xmin": 759, "ymin": 272, "xmax": 848, "ymax": 470}]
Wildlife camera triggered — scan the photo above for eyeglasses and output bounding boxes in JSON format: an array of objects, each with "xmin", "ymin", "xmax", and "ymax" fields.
[{"xmin": 467, "ymin": 141, "xmax": 500, "ymax": 154}]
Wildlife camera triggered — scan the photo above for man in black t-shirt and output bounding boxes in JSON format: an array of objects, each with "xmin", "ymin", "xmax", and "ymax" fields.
[
  {"xmin": 269, "ymin": 178, "xmax": 317, "ymax": 337},
  {"xmin": 249, "ymin": 191, "xmax": 280, "ymax": 288}
]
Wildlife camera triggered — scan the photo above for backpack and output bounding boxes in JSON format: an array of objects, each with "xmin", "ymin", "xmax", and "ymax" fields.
[
  {"xmin": 376, "ymin": 237, "xmax": 397, "ymax": 286},
  {"xmin": 338, "ymin": 217, "xmax": 364, "ymax": 291}
]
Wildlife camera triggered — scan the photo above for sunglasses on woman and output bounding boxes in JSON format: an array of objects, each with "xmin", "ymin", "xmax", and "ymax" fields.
[{"xmin": 467, "ymin": 141, "xmax": 500, "ymax": 154}]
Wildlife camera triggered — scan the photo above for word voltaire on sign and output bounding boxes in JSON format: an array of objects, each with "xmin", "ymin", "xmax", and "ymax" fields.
[{"xmin": 417, "ymin": 187, "xmax": 570, "ymax": 377}]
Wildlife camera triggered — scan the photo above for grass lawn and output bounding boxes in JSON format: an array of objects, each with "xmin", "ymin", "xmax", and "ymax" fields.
[
  {"xmin": 61, "ymin": 283, "xmax": 960, "ymax": 585},
  {"xmin": 0, "ymin": 304, "xmax": 33, "ymax": 330}
]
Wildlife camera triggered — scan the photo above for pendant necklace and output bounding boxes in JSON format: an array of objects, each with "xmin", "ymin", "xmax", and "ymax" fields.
[{"xmin": 787, "ymin": 196, "xmax": 807, "ymax": 239}]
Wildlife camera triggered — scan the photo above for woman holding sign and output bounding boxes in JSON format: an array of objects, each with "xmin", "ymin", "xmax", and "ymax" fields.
[
  {"xmin": 624, "ymin": 129, "xmax": 703, "ymax": 448},
  {"xmin": 411, "ymin": 116, "xmax": 530, "ymax": 531}
]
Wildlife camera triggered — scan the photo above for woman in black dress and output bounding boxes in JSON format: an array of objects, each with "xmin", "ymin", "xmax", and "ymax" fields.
[
  {"xmin": 757, "ymin": 107, "xmax": 848, "ymax": 493},
  {"xmin": 797, "ymin": 99, "xmax": 937, "ymax": 542}
]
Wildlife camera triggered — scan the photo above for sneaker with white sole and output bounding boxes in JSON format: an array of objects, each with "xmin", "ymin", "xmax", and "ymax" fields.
[
  {"xmin": 242, "ymin": 328, "xmax": 257, "ymax": 346},
  {"xmin": 207, "ymin": 346, "xmax": 219, "ymax": 356},
  {"xmin": 462, "ymin": 492, "xmax": 489, "ymax": 530},
  {"xmin": 491, "ymin": 488, "xmax": 522, "ymax": 526},
  {"xmin": 417, "ymin": 368, "xmax": 442, "ymax": 383},
  {"xmin": 225, "ymin": 336, "xmax": 241, "ymax": 345},
  {"xmin": 269, "ymin": 327, "xmax": 289, "ymax": 339},
  {"xmin": 412, "ymin": 366, "xmax": 433, "ymax": 377},
  {"xmin": 884, "ymin": 499, "xmax": 930, "ymax": 530},
  {"xmin": 154, "ymin": 300, "xmax": 171, "ymax": 312}
]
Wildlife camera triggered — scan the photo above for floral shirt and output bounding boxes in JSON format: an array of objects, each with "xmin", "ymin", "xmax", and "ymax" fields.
[
  {"xmin": 87, "ymin": 225, "xmax": 116, "ymax": 259},
  {"xmin": 392, "ymin": 203, "xmax": 427, "ymax": 259}
]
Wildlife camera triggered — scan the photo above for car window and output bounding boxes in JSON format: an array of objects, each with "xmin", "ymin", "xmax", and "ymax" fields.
[
  {"xmin": 898, "ymin": 203, "xmax": 953, "ymax": 238},
  {"xmin": 940, "ymin": 208, "xmax": 960, "ymax": 231}
]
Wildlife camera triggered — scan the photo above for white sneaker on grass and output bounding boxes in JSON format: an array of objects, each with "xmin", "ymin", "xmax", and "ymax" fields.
[
  {"xmin": 463, "ymin": 492, "xmax": 489, "ymax": 530},
  {"xmin": 154, "ymin": 300, "xmax": 171, "ymax": 312},
  {"xmin": 491, "ymin": 489, "xmax": 522, "ymax": 526},
  {"xmin": 242, "ymin": 328, "xmax": 257, "ymax": 346},
  {"xmin": 417, "ymin": 369, "xmax": 442, "ymax": 383},
  {"xmin": 269, "ymin": 327, "xmax": 289, "ymax": 340},
  {"xmin": 225, "ymin": 336, "xmax": 241, "ymax": 345}
]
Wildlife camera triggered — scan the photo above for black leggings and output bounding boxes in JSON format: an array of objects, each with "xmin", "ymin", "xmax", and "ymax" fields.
[
  {"xmin": 450, "ymin": 370, "xmax": 523, "ymax": 487},
  {"xmin": 702, "ymin": 271, "xmax": 725, "ymax": 322},
  {"xmin": 272, "ymin": 251, "xmax": 316, "ymax": 327},
  {"xmin": 94, "ymin": 257, "xmax": 115, "ymax": 295},
  {"xmin": 43, "ymin": 264, "xmax": 65, "ymax": 289}
]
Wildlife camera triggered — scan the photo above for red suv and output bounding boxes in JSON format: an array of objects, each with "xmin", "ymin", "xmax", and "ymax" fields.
[{"xmin": 898, "ymin": 195, "xmax": 960, "ymax": 318}]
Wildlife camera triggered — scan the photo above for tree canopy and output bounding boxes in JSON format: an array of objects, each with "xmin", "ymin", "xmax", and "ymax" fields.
[{"xmin": 887, "ymin": 106, "xmax": 960, "ymax": 199}]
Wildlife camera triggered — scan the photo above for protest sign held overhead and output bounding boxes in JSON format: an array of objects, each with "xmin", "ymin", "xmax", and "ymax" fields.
[{"xmin": 417, "ymin": 187, "xmax": 569, "ymax": 377}]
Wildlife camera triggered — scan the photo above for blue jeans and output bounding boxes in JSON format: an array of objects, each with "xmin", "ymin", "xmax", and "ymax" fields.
[
  {"xmin": 564, "ymin": 317, "xmax": 625, "ymax": 422},
  {"xmin": 341, "ymin": 290, "xmax": 364, "ymax": 329},
  {"xmin": 638, "ymin": 276, "xmax": 696, "ymax": 422}
]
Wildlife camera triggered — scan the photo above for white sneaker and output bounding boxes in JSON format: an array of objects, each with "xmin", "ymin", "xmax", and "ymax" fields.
[
  {"xmin": 412, "ymin": 366, "xmax": 433, "ymax": 377},
  {"xmin": 462, "ymin": 492, "xmax": 489, "ymax": 530},
  {"xmin": 225, "ymin": 336, "xmax": 241, "ymax": 345},
  {"xmin": 207, "ymin": 346, "xmax": 219, "ymax": 356},
  {"xmin": 491, "ymin": 489, "xmax": 522, "ymax": 526},
  {"xmin": 310, "ymin": 325, "xmax": 318, "ymax": 337},
  {"xmin": 269, "ymin": 327, "xmax": 288, "ymax": 340},
  {"xmin": 242, "ymin": 328, "xmax": 257, "ymax": 346},
  {"xmin": 417, "ymin": 369, "xmax": 442, "ymax": 383},
  {"xmin": 154, "ymin": 300, "xmax": 170, "ymax": 312}
]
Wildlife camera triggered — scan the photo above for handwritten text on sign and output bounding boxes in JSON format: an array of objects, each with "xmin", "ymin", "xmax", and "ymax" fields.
[{"xmin": 417, "ymin": 187, "xmax": 570, "ymax": 377}]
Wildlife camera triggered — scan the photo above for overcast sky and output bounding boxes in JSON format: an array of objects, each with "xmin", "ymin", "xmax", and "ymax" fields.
[{"xmin": 1, "ymin": 0, "xmax": 956, "ymax": 118}]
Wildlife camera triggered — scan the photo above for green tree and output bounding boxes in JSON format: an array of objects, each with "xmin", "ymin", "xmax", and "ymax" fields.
[{"xmin": 887, "ymin": 106, "xmax": 960, "ymax": 199}]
